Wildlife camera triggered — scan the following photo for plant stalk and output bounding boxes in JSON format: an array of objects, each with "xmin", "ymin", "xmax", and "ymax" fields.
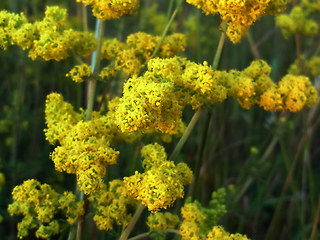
[
  {"xmin": 169, "ymin": 108, "xmax": 202, "ymax": 162},
  {"xmin": 151, "ymin": 8, "xmax": 179, "ymax": 58},
  {"xmin": 119, "ymin": 204, "xmax": 145, "ymax": 240}
]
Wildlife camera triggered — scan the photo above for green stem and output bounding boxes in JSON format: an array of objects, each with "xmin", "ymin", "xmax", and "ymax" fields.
[
  {"xmin": 212, "ymin": 31, "xmax": 226, "ymax": 70},
  {"xmin": 85, "ymin": 20, "xmax": 105, "ymax": 121},
  {"xmin": 169, "ymin": 108, "xmax": 202, "ymax": 162},
  {"xmin": 81, "ymin": 4, "xmax": 88, "ymax": 32},
  {"xmin": 246, "ymin": 30, "xmax": 260, "ymax": 59},
  {"xmin": 119, "ymin": 204, "xmax": 145, "ymax": 240},
  {"xmin": 192, "ymin": 111, "xmax": 211, "ymax": 201},
  {"xmin": 169, "ymin": 30, "xmax": 226, "ymax": 164},
  {"xmin": 68, "ymin": 19, "xmax": 105, "ymax": 240},
  {"xmin": 151, "ymin": 8, "xmax": 179, "ymax": 58},
  {"xmin": 311, "ymin": 197, "xmax": 320, "ymax": 240}
]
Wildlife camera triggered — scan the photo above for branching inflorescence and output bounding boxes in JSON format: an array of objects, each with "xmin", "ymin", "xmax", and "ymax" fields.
[{"xmin": 2, "ymin": 0, "xmax": 319, "ymax": 239}]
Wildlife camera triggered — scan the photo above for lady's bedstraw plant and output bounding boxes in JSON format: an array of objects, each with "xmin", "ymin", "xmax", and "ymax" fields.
[{"xmin": 1, "ymin": 0, "xmax": 318, "ymax": 239}]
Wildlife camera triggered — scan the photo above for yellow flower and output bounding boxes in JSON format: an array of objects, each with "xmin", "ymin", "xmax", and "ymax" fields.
[
  {"xmin": 147, "ymin": 212, "xmax": 180, "ymax": 230},
  {"xmin": 276, "ymin": 6, "xmax": 319, "ymax": 38},
  {"xmin": 44, "ymin": 93, "xmax": 82, "ymax": 145},
  {"xmin": 186, "ymin": 0, "xmax": 288, "ymax": 43},
  {"xmin": 207, "ymin": 226, "xmax": 250, "ymax": 240},
  {"xmin": 123, "ymin": 143, "xmax": 193, "ymax": 211},
  {"xmin": 77, "ymin": 0, "xmax": 139, "ymax": 20},
  {"xmin": 8, "ymin": 179, "xmax": 84, "ymax": 239},
  {"xmin": 89, "ymin": 180, "xmax": 138, "ymax": 230},
  {"xmin": 0, "ymin": 6, "xmax": 96, "ymax": 61},
  {"xmin": 66, "ymin": 64, "xmax": 92, "ymax": 83}
]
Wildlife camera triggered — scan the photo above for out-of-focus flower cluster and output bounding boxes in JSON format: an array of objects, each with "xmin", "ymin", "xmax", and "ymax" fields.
[
  {"xmin": 288, "ymin": 55, "xmax": 320, "ymax": 77},
  {"xmin": 113, "ymin": 57, "xmax": 318, "ymax": 134},
  {"xmin": 8, "ymin": 179, "xmax": 84, "ymax": 239},
  {"xmin": 77, "ymin": 0, "xmax": 139, "ymax": 20},
  {"xmin": 276, "ymin": 4, "xmax": 319, "ymax": 38},
  {"xmin": 0, "ymin": 6, "xmax": 96, "ymax": 61},
  {"xmin": 89, "ymin": 180, "xmax": 138, "ymax": 230},
  {"xmin": 186, "ymin": 0, "xmax": 289, "ymax": 43},
  {"xmin": 123, "ymin": 143, "xmax": 193, "ymax": 211}
]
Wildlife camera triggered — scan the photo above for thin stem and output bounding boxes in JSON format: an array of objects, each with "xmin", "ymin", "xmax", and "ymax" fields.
[
  {"xmin": 128, "ymin": 232, "xmax": 150, "ymax": 240},
  {"xmin": 246, "ymin": 30, "xmax": 261, "ymax": 59},
  {"xmin": 169, "ymin": 108, "xmax": 202, "ymax": 162},
  {"xmin": 192, "ymin": 111, "xmax": 211, "ymax": 201},
  {"xmin": 311, "ymin": 197, "xmax": 320, "ymax": 240},
  {"xmin": 68, "ymin": 19, "xmax": 105, "ymax": 240},
  {"xmin": 85, "ymin": 20, "xmax": 105, "ymax": 121},
  {"xmin": 81, "ymin": 4, "xmax": 88, "ymax": 32},
  {"xmin": 212, "ymin": 31, "xmax": 226, "ymax": 70},
  {"xmin": 166, "ymin": 228, "xmax": 181, "ymax": 235},
  {"xmin": 119, "ymin": 204, "xmax": 145, "ymax": 240},
  {"xmin": 166, "ymin": 0, "xmax": 174, "ymax": 22},
  {"xmin": 151, "ymin": 9, "xmax": 179, "ymax": 58}
]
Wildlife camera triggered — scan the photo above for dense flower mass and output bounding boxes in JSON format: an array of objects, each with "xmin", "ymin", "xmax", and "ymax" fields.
[
  {"xmin": 114, "ymin": 57, "xmax": 318, "ymax": 134},
  {"xmin": 123, "ymin": 143, "xmax": 193, "ymax": 211},
  {"xmin": 206, "ymin": 226, "xmax": 251, "ymax": 240},
  {"xmin": 8, "ymin": 179, "xmax": 84, "ymax": 239},
  {"xmin": 76, "ymin": 0, "xmax": 139, "ymax": 20},
  {"xmin": 89, "ymin": 180, "xmax": 138, "ymax": 230},
  {"xmin": 147, "ymin": 212, "xmax": 180, "ymax": 230},
  {"xmin": 66, "ymin": 64, "xmax": 92, "ymax": 83},
  {"xmin": 186, "ymin": 0, "xmax": 289, "ymax": 43},
  {"xmin": 179, "ymin": 188, "xmax": 238, "ymax": 240},
  {"xmin": 45, "ymin": 93, "xmax": 120, "ymax": 194},
  {"xmin": 0, "ymin": 6, "xmax": 96, "ymax": 61}
]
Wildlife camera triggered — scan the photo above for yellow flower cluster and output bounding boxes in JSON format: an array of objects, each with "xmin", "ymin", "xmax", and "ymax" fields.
[
  {"xmin": 51, "ymin": 119, "xmax": 119, "ymax": 195},
  {"xmin": 0, "ymin": 6, "xmax": 96, "ymax": 61},
  {"xmin": 66, "ymin": 64, "xmax": 92, "ymax": 83},
  {"xmin": 77, "ymin": 0, "xmax": 139, "ymax": 20},
  {"xmin": 180, "ymin": 203, "xmax": 207, "ymax": 239},
  {"xmin": 302, "ymin": 0, "xmax": 320, "ymax": 12},
  {"xmin": 259, "ymin": 74, "xmax": 318, "ymax": 112},
  {"xmin": 123, "ymin": 143, "xmax": 193, "ymax": 211},
  {"xmin": 179, "ymin": 188, "xmax": 249, "ymax": 239},
  {"xmin": 99, "ymin": 66, "xmax": 117, "ymax": 80},
  {"xmin": 186, "ymin": 0, "xmax": 288, "ymax": 43},
  {"xmin": 45, "ymin": 93, "xmax": 119, "ymax": 194},
  {"xmin": 101, "ymin": 32, "xmax": 185, "ymax": 77},
  {"xmin": 276, "ymin": 6, "xmax": 319, "ymax": 38},
  {"xmin": 147, "ymin": 212, "xmax": 180, "ymax": 230},
  {"xmin": 307, "ymin": 56, "xmax": 320, "ymax": 76},
  {"xmin": 0, "ymin": 10, "xmax": 27, "ymax": 50},
  {"xmin": 180, "ymin": 188, "xmax": 227, "ymax": 239},
  {"xmin": 8, "ymin": 179, "xmax": 84, "ymax": 239},
  {"xmin": 89, "ymin": 180, "xmax": 138, "ymax": 230},
  {"xmin": 207, "ymin": 226, "xmax": 250, "ymax": 240},
  {"xmin": 44, "ymin": 93, "xmax": 82, "ymax": 145},
  {"xmin": 114, "ymin": 57, "xmax": 318, "ymax": 134},
  {"xmin": 288, "ymin": 55, "xmax": 320, "ymax": 77}
]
